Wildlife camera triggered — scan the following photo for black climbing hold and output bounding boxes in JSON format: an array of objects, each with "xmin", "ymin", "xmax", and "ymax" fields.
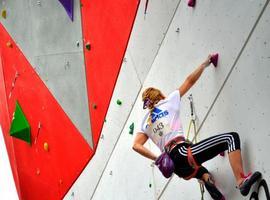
[{"xmin": 85, "ymin": 43, "xmax": 91, "ymax": 51}]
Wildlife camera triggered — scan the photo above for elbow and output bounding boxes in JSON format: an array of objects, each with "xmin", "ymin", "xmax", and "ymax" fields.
[{"xmin": 132, "ymin": 143, "xmax": 139, "ymax": 152}]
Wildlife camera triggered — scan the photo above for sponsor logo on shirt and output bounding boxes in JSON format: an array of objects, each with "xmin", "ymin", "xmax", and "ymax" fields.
[{"xmin": 150, "ymin": 107, "xmax": 169, "ymax": 123}]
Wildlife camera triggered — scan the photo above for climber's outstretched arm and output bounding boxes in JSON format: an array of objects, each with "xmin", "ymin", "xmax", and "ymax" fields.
[{"xmin": 179, "ymin": 55, "xmax": 211, "ymax": 97}]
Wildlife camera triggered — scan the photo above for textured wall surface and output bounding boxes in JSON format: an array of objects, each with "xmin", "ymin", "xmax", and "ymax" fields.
[{"xmin": 1, "ymin": 0, "xmax": 270, "ymax": 199}]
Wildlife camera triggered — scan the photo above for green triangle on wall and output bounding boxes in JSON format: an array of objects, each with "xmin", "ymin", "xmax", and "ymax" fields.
[{"xmin": 9, "ymin": 101, "xmax": 31, "ymax": 144}]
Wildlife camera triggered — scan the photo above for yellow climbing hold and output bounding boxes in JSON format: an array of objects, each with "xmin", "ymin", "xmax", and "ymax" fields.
[
  {"xmin": 1, "ymin": 9, "xmax": 7, "ymax": 19},
  {"xmin": 44, "ymin": 142, "xmax": 49, "ymax": 151}
]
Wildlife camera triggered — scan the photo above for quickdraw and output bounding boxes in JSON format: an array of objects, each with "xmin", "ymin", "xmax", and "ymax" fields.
[{"xmin": 185, "ymin": 94, "xmax": 205, "ymax": 200}]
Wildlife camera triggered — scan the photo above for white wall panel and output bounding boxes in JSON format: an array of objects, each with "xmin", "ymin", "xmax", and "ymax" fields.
[
  {"xmin": 160, "ymin": 2, "xmax": 270, "ymax": 199},
  {"xmin": 0, "ymin": 127, "xmax": 19, "ymax": 200},
  {"xmin": 89, "ymin": 0, "xmax": 270, "ymax": 199},
  {"xmin": 128, "ymin": 0, "xmax": 180, "ymax": 83}
]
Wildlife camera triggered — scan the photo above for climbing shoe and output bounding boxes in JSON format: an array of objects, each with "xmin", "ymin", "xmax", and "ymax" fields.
[
  {"xmin": 239, "ymin": 171, "xmax": 262, "ymax": 196},
  {"xmin": 204, "ymin": 178, "xmax": 225, "ymax": 200}
]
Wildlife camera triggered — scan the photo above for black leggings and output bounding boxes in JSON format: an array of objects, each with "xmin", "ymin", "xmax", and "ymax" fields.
[{"xmin": 169, "ymin": 132, "xmax": 241, "ymax": 179}]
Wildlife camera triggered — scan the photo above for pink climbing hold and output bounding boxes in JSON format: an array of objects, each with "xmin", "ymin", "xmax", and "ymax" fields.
[
  {"xmin": 219, "ymin": 152, "xmax": 225, "ymax": 157},
  {"xmin": 210, "ymin": 53, "xmax": 219, "ymax": 67},
  {"xmin": 188, "ymin": 0, "xmax": 196, "ymax": 7}
]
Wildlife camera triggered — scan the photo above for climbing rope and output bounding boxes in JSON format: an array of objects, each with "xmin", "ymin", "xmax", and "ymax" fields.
[{"xmin": 186, "ymin": 94, "xmax": 205, "ymax": 200}]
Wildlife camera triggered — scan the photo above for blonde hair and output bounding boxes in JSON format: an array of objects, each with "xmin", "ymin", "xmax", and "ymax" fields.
[{"xmin": 142, "ymin": 87, "xmax": 165, "ymax": 125}]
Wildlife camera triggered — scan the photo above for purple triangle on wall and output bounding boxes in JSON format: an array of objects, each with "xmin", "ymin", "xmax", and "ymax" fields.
[{"xmin": 58, "ymin": 0, "xmax": 74, "ymax": 21}]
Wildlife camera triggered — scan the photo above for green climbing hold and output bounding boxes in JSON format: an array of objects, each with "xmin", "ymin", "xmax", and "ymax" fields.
[
  {"xmin": 149, "ymin": 183, "xmax": 152, "ymax": 188},
  {"xmin": 129, "ymin": 122, "xmax": 134, "ymax": 135},
  {"xmin": 116, "ymin": 99, "xmax": 122, "ymax": 105},
  {"xmin": 9, "ymin": 101, "xmax": 31, "ymax": 144},
  {"xmin": 85, "ymin": 42, "xmax": 91, "ymax": 51}
]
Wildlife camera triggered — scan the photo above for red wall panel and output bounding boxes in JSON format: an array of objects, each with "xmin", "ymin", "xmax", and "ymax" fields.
[
  {"xmin": 81, "ymin": 0, "xmax": 140, "ymax": 147},
  {"xmin": 0, "ymin": 25, "xmax": 92, "ymax": 199},
  {"xmin": 0, "ymin": 0, "xmax": 139, "ymax": 198}
]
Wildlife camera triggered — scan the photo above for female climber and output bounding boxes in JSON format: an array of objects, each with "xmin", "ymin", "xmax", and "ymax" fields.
[{"xmin": 132, "ymin": 55, "xmax": 261, "ymax": 200}]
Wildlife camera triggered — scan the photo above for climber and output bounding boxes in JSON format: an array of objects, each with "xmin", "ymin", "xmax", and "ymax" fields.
[{"xmin": 132, "ymin": 55, "xmax": 261, "ymax": 200}]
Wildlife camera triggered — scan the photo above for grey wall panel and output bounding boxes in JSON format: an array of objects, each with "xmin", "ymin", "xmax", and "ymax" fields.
[
  {"xmin": 34, "ymin": 52, "xmax": 92, "ymax": 147},
  {"xmin": 0, "ymin": 0, "xmax": 92, "ymax": 147},
  {"xmin": 29, "ymin": 0, "xmax": 83, "ymax": 56},
  {"xmin": 0, "ymin": 0, "xmax": 34, "ymax": 60}
]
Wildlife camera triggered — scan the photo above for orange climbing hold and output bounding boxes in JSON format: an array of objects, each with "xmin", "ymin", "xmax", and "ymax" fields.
[{"xmin": 6, "ymin": 41, "xmax": 13, "ymax": 48}]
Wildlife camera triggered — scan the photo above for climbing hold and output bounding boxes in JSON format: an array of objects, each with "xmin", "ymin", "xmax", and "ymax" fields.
[
  {"xmin": 210, "ymin": 53, "xmax": 219, "ymax": 67},
  {"xmin": 76, "ymin": 41, "xmax": 80, "ymax": 47},
  {"xmin": 188, "ymin": 0, "xmax": 196, "ymax": 7},
  {"xmin": 92, "ymin": 103, "xmax": 97, "ymax": 109},
  {"xmin": 80, "ymin": 3, "xmax": 83, "ymax": 7},
  {"xmin": 58, "ymin": 0, "xmax": 74, "ymax": 21},
  {"xmin": 6, "ymin": 41, "xmax": 13, "ymax": 48},
  {"xmin": 59, "ymin": 179, "xmax": 63, "ymax": 185},
  {"xmin": 44, "ymin": 142, "xmax": 49, "ymax": 151},
  {"xmin": 104, "ymin": 119, "xmax": 107, "ymax": 123},
  {"xmin": 116, "ymin": 99, "xmax": 122, "ymax": 105},
  {"xmin": 85, "ymin": 42, "xmax": 91, "ymax": 51},
  {"xmin": 149, "ymin": 183, "xmax": 152, "ymax": 188},
  {"xmin": 1, "ymin": 9, "xmax": 7, "ymax": 19},
  {"xmin": 219, "ymin": 152, "xmax": 225, "ymax": 157},
  {"xmin": 176, "ymin": 28, "xmax": 180, "ymax": 33},
  {"xmin": 9, "ymin": 101, "xmax": 31, "ymax": 144},
  {"xmin": 129, "ymin": 122, "xmax": 135, "ymax": 135},
  {"xmin": 36, "ymin": 168, "xmax": 40, "ymax": 175}
]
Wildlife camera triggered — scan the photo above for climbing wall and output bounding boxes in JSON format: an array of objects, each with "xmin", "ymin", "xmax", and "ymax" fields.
[
  {"xmin": 1, "ymin": 0, "xmax": 270, "ymax": 199},
  {"xmin": 65, "ymin": 0, "xmax": 270, "ymax": 200},
  {"xmin": 0, "ymin": 0, "xmax": 138, "ymax": 199}
]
